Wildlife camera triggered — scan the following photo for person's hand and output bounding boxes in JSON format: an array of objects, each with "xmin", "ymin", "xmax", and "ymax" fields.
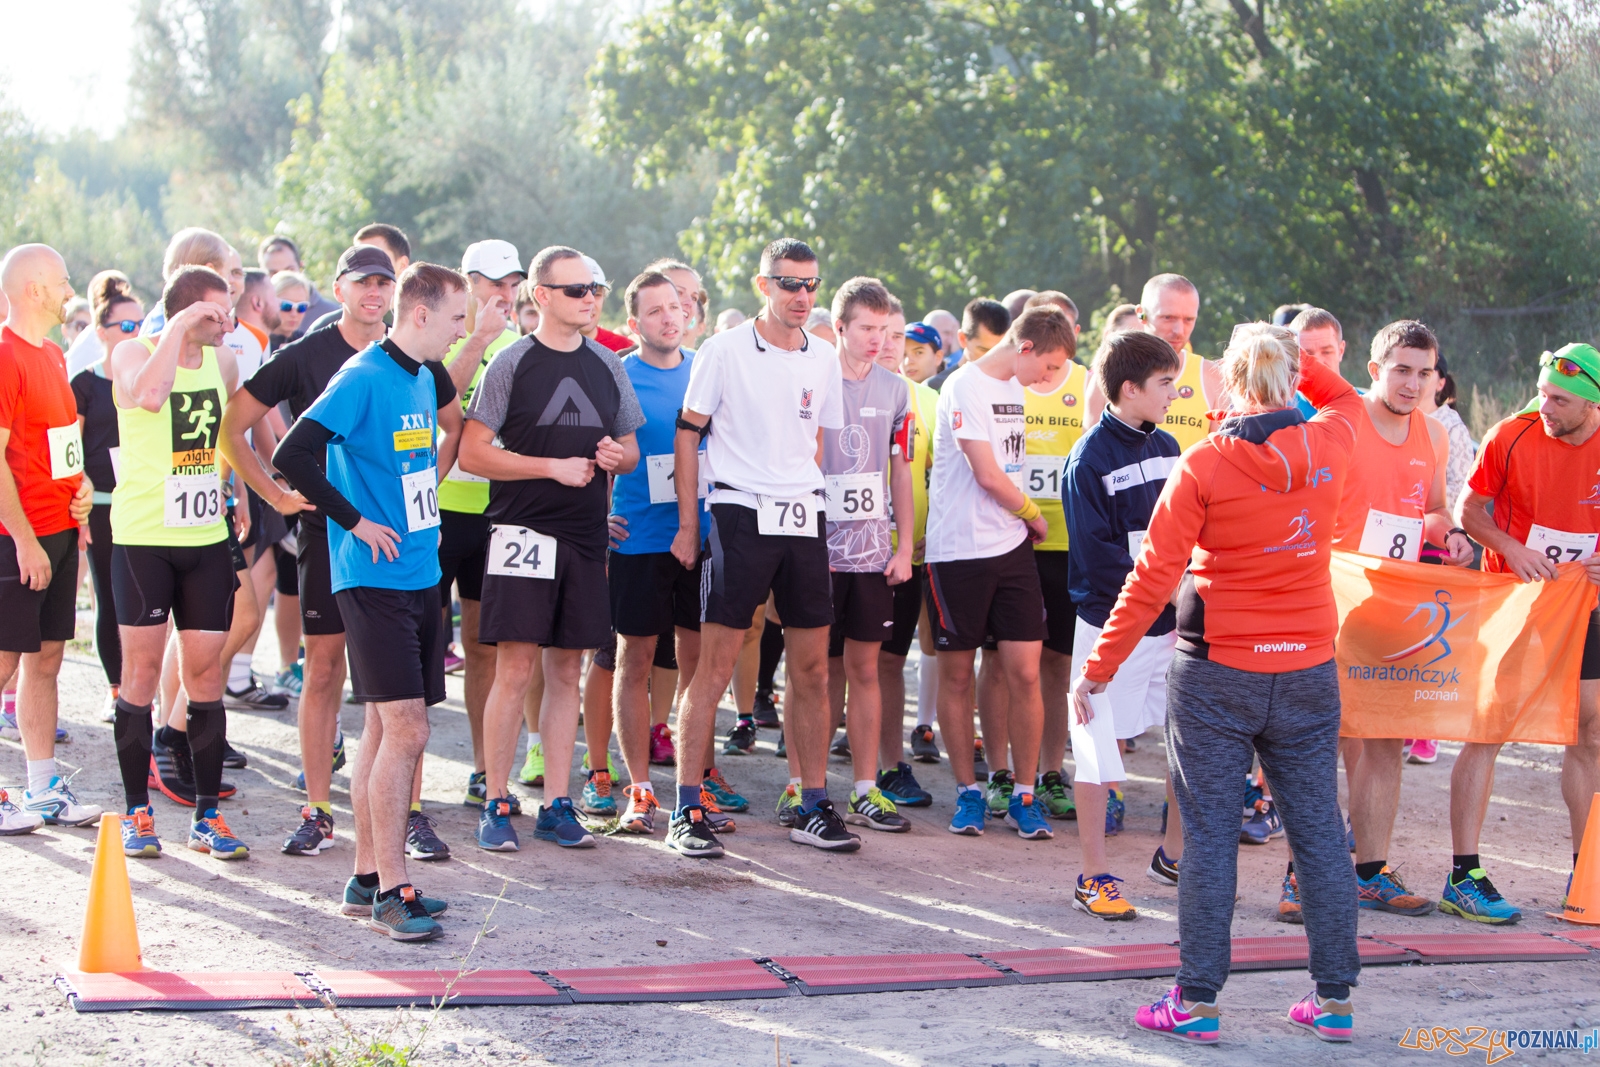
[
  {"xmin": 172, "ymin": 300, "xmax": 231, "ymax": 336},
  {"xmin": 232, "ymin": 501, "xmax": 251, "ymax": 543},
  {"xmin": 14, "ymin": 534, "xmax": 50, "ymax": 591},
  {"xmin": 351, "ymin": 517, "xmax": 401, "ymax": 563},
  {"xmin": 1442, "ymin": 530, "xmax": 1475, "ymax": 567},
  {"xmin": 273, "ymin": 488, "xmax": 315, "ymax": 516},
  {"xmin": 1503, "ymin": 542, "xmax": 1559, "ymax": 583},
  {"xmin": 69, "ymin": 477, "xmax": 92, "ymax": 524},
  {"xmin": 1025, "ymin": 514, "xmax": 1048, "ymax": 543},
  {"xmin": 548, "ymin": 456, "xmax": 597, "ymax": 487},
  {"xmin": 670, "ymin": 525, "xmax": 699, "ymax": 571},
  {"xmin": 472, "ymin": 295, "xmax": 507, "ymax": 343},
  {"xmin": 1582, "ymin": 552, "xmax": 1600, "ymax": 587},
  {"xmin": 1069, "ymin": 672, "xmax": 1108, "ymax": 726},
  {"xmin": 884, "ymin": 547, "xmax": 912, "ymax": 586},
  {"xmin": 594, "ymin": 435, "xmax": 626, "ymax": 473},
  {"xmin": 608, "ymin": 513, "xmax": 630, "ymax": 549}
]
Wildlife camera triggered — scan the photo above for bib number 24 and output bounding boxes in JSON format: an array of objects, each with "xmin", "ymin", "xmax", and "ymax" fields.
[{"xmin": 487, "ymin": 525, "xmax": 556, "ymax": 579}]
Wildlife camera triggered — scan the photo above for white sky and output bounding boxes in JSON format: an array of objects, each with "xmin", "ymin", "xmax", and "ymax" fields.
[{"xmin": 0, "ymin": 0, "xmax": 137, "ymax": 137}]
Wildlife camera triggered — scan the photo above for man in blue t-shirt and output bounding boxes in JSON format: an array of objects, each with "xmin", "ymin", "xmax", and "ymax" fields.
[{"xmin": 273, "ymin": 263, "xmax": 467, "ymax": 944}]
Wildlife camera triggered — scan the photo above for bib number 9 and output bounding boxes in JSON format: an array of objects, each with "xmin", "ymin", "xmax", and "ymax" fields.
[
  {"xmin": 47, "ymin": 423, "xmax": 84, "ymax": 480},
  {"xmin": 757, "ymin": 496, "xmax": 815, "ymax": 536},
  {"xmin": 164, "ymin": 473, "xmax": 223, "ymax": 528},
  {"xmin": 401, "ymin": 468, "xmax": 441, "ymax": 533},
  {"xmin": 487, "ymin": 524, "xmax": 556, "ymax": 579}
]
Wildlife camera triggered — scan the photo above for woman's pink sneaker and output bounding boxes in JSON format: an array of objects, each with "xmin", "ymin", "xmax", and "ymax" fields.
[
  {"xmin": 1134, "ymin": 985, "xmax": 1220, "ymax": 1043},
  {"xmin": 1406, "ymin": 739, "xmax": 1439, "ymax": 764},
  {"xmin": 1288, "ymin": 990, "xmax": 1353, "ymax": 1042},
  {"xmin": 650, "ymin": 722, "xmax": 677, "ymax": 766}
]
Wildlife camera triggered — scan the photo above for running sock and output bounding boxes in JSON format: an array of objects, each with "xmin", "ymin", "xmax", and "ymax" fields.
[
  {"xmin": 26, "ymin": 758, "xmax": 56, "ymax": 795},
  {"xmin": 1180, "ymin": 986, "xmax": 1217, "ymax": 1007},
  {"xmin": 1316, "ymin": 982, "xmax": 1351, "ymax": 1001},
  {"xmin": 677, "ymin": 784, "xmax": 700, "ymax": 813},
  {"xmin": 800, "ymin": 786, "xmax": 828, "ymax": 811},
  {"xmin": 156, "ymin": 724, "xmax": 185, "ymax": 749},
  {"xmin": 409, "ymin": 802, "xmax": 421, "ymax": 813},
  {"xmin": 528, "ymin": 732, "xmax": 541, "ymax": 747},
  {"xmin": 915, "ymin": 658, "xmax": 937, "ymax": 727},
  {"xmin": 789, "ymin": 776, "xmax": 802, "ymax": 788},
  {"xmin": 1015, "ymin": 781, "xmax": 1035, "ymax": 800},
  {"xmin": 958, "ymin": 783, "xmax": 982, "ymax": 797},
  {"xmin": 185, "ymin": 699, "xmax": 226, "ymax": 817},
  {"xmin": 376, "ymin": 883, "xmax": 412, "ymax": 902},
  {"xmin": 1451, "ymin": 854, "xmax": 1481, "ymax": 882},
  {"xmin": 227, "ymin": 653, "xmax": 253, "ymax": 691},
  {"xmin": 1354, "ymin": 860, "xmax": 1387, "ymax": 882},
  {"xmin": 854, "ymin": 779, "xmax": 874, "ymax": 797},
  {"xmin": 113, "ymin": 699, "xmax": 153, "ymax": 809},
  {"xmin": 355, "ymin": 871, "xmax": 379, "ymax": 889},
  {"xmin": 311, "ymin": 801, "xmax": 332, "ymax": 816},
  {"xmin": 631, "ymin": 781, "xmax": 654, "ymax": 795},
  {"xmin": 757, "ymin": 617, "xmax": 784, "ymax": 693}
]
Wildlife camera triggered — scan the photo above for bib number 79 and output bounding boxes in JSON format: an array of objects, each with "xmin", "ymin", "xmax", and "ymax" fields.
[{"xmin": 757, "ymin": 496, "xmax": 814, "ymax": 536}]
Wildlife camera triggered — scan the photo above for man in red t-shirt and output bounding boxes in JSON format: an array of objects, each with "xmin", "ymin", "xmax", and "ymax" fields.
[
  {"xmin": 0, "ymin": 244, "xmax": 97, "ymax": 828},
  {"xmin": 1450, "ymin": 342, "xmax": 1600, "ymax": 924}
]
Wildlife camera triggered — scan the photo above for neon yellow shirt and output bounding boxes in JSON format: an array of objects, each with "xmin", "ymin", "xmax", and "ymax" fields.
[
  {"xmin": 1024, "ymin": 361, "xmax": 1089, "ymax": 551},
  {"xmin": 437, "ymin": 327, "xmax": 520, "ymax": 514}
]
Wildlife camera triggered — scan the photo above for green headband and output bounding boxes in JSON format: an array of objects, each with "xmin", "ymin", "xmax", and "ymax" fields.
[{"xmin": 1538, "ymin": 342, "xmax": 1600, "ymax": 405}]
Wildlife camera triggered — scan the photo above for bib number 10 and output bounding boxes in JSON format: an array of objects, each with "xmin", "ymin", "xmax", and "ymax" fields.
[
  {"xmin": 164, "ymin": 474, "xmax": 223, "ymax": 528},
  {"xmin": 401, "ymin": 468, "xmax": 441, "ymax": 533}
]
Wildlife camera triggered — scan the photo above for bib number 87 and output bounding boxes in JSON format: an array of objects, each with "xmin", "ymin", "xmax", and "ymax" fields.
[{"xmin": 1544, "ymin": 544, "xmax": 1585, "ymax": 563}]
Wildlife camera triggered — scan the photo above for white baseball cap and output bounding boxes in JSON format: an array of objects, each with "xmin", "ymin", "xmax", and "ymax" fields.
[
  {"xmin": 461, "ymin": 239, "xmax": 525, "ymax": 280},
  {"xmin": 581, "ymin": 254, "xmax": 610, "ymax": 290}
]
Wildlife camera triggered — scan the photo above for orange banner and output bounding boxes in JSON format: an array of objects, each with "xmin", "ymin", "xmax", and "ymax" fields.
[{"xmin": 1331, "ymin": 550, "xmax": 1597, "ymax": 744}]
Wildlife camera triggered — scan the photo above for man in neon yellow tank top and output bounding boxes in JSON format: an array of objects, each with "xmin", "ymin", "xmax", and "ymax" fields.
[{"xmin": 107, "ymin": 265, "xmax": 246, "ymax": 860}]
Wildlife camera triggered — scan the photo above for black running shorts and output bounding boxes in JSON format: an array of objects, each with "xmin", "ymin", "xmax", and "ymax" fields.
[
  {"xmin": 609, "ymin": 549, "xmax": 703, "ymax": 637},
  {"xmin": 112, "ymin": 540, "xmax": 237, "ymax": 631},
  {"xmin": 1035, "ymin": 549, "xmax": 1077, "ymax": 657},
  {"xmin": 338, "ymin": 585, "xmax": 446, "ymax": 705},
  {"xmin": 881, "ymin": 563, "xmax": 925, "ymax": 658},
  {"xmin": 701, "ymin": 501, "xmax": 832, "ymax": 631},
  {"xmin": 1583, "ymin": 608, "xmax": 1600, "ymax": 681},
  {"xmin": 925, "ymin": 539, "xmax": 1048, "ymax": 652},
  {"xmin": 0, "ymin": 529, "xmax": 80, "ymax": 651},
  {"xmin": 438, "ymin": 509, "xmax": 490, "ymax": 603},
  {"xmin": 273, "ymin": 542, "xmax": 299, "ymax": 597},
  {"xmin": 478, "ymin": 535, "xmax": 611, "ymax": 650},
  {"xmin": 827, "ymin": 570, "xmax": 896, "ymax": 657},
  {"xmin": 296, "ymin": 524, "xmax": 344, "ymax": 636}
]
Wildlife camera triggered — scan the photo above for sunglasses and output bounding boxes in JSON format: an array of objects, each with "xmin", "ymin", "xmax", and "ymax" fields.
[
  {"xmin": 279, "ymin": 301, "xmax": 310, "ymax": 313},
  {"xmin": 1543, "ymin": 351, "xmax": 1600, "ymax": 390},
  {"xmin": 541, "ymin": 282, "xmax": 605, "ymax": 299},
  {"xmin": 763, "ymin": 275, "xmax": 822, "ymax": 294},
  {"xmin": 107, "ymin": 318, "xmax": 143, "ymax": 334}
]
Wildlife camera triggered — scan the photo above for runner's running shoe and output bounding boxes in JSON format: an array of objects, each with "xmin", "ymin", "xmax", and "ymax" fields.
[
  {"xmin": 294, "ymin": 731, "xmax": 346, "ymax": 791},
  {"xmin": 0, "ymin": 789, "xmax": 43, "ymax": 836},
  {"xmin": 702, "ymin": 768, "xmax": 749, "ymax": 812},
  {"xmin": 1288, "ymin": 991, "xmax": 1353, "ymax": 1042},
  {"xmin": 1240, "ymin": 801, "xmax": 1283, "ymax": 844},
  {"xmin": 224, "ymin": 678, "xmax": 289, "ymax": 711},
  {"xmin": 464, "ymin": 770, "xmax": 488, "ymax": 807},
  {"xmin": 22, "ymin": 774, "xmax": 100, "ymax": 826},
  {"xmin": 775, "ymin": 784, "xmax": 802, "ymax": 828},
  {"xmin": 649, "ymin": 723, "xmax": 676, "ymax": 766},
  {"xmin": 752, "ymin": 688, "xmax": 780, "ymax": 728},
  {"xmin": 444, "ymin": 646, "xmax": 465, "ymax": 674},
  {"xmin": 1357, "ymin": 865, "xmax": 1434, "ymax": 915},
  {"xmin": 846, "ymin": 787, "xmax": 910, "ymax": 832},
  {"xmin": 830, "ymin": 731, "xmax": 851, "ymax": 758},
  {"xmin": 477, "ymin": 798, "xmax": 519, "ymax": 852},
  {"xmin": 151, "ymin": 732, "xmax": 234, "ymax": 807},
  {"xmin": 368, "ymin": 885, "xmax": 443, "ymax": 942},
  {"xmin": 405, "ymin": 810, "xmax": 450, "ymax": 861},
  {"xmin": 973, "ymin": 739, "xmax": 988, "ymax": 778},
  {"xmin": 518, "ymin": 742, "xmax": 544, "ymax": 786},
  {"xmin": 581, "ymin": 749, "xmax": 618, "ymax": 777},
  {"xmin": 282, "ymin": 806, "xmax": 335, "ymax": 855},
  {"xmin": 1406, "ymin": 739, "xmax": 1439, "ymax": 764},
  {"xmin": 1037, "ymin": 770, "xmax": 1076, "ymax": 819},
  {"xmin": 1279, "ymin": 872, "xmax": 1304, "ymax": 924},
  {"xmin": 120, "ymin": 806, "xmax": 161, "ymax": 857},
  {"xmin": 619, "ymin": 784, "xmax": 659, "ymax": 834},
  {"xmin": 274, "ymin": 663, "xmax": 304, "ymax": 697},
  {"xmin": 667, "ymin": 805, "xmax": 724, "ymax": 858},
  {"xmin": 1135, "ymin": 985, "xmax": 1218, "ymax": 1043},
  {"xmin": 581, "ymin": 769, "xmax": 618, "ymax": 817},
  {"xmin": 533, "ymin": 797, "xmax": 594, "ymax": 848},
  {"xmin": 0, "ymin": 711, "xmax": 68, "ymax": 743},
  {"xmin": 221, "ymin": 739, "xmax": 248, "ymax": 769},
  {"xmin": 1345, "ymin": 811, "xmax": 1356, "ymax": 852},
  {"xmin": 1439, "ymin": 868, "xmax": 1522, "ymax": 924},
  {"xmin": 1148, "ymin": 845, "xmax": 1179, "ymax": 886},
  {"xmin": 948, "ymin": 788, "xmax": 986, "ymax": 836},
  {"xmin": 698, "ymin": 786, "xmax": 737, "ymax": 833},
  {"xmin": 1007, "ymin": 792, "xmax": 1053, "ymax": 839},
  {"xmin": 773, "ymin": 730, "xmax": 786, "ymax": 758},
  {"xmin": 910, "ymin": 723, "xmax": 940, "ymax": 763},
  {"xmin": 790, "ymin": 799, "xmax": 861, "ymax": 851},
  {"xmin": 1074, "ymin": 873, "xmax": 1138, "ymax": 920},
  {"xmin": 189, "ymin": 809, "xmax": 248, "ymax": 859},
  {"xmin": 985, "ymin": 769, "xmax": 1014, "ymax": 817},
  {"xmin": 342, "ymin": 877, "xmax": 446, "ymax": 917},
  {"xmin": 1105, "ymin": 787, "xmax": 1125, "ymax": 836},
  {"xmin": 723, "ymin": 717, "xmax": 757, "ymax": 755},
  {"xmin": 876, "ymin": 762, "xmax": 933, "ymax": 807}
]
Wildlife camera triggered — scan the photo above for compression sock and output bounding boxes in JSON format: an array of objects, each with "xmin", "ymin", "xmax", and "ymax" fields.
[
  {"xmin": 1354, "ymin": 860, "xmax": 1387, "ymax": 882},
  {"xmin": 757, "ymin": 617, "xmax": 784, "ymax": 695},
  {"xmin": 1451, "ymin": 854, "xmax": 1481, "ymax": 882},
  {"xmin": 185, "ymin": 699, "xmax": 227, "ymax": 817},
  {"xmin": 916, "ymin": 657, "xmax": 938, "ymax": 727},
  {"xmin": 113, "ymin": 699, "xmax": 154, "ymax": 809}
]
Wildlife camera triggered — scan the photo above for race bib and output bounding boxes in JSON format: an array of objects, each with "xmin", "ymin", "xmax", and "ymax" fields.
[
  {"xmin": 1358, "ymin": 508, "xmax": 1424, "ymax": 563},
  {"xmin": 824, "ymin": 471, "xmax": 884, "ymax": 520},
  {"xmin": 1127, "ymin": 530, "xmax": 1146, "ymax": 558},
  {"xmin": 401, "ymin": 468, "xmax": 441, "ymax": 533},
  {"xmin": 444, "ymin": 461, "xmax": 486, "ymax": 485},
  {"xmin": 1526, "ymin": 523, "xmax": 1598, "ymax": 564},
  {"xmin": 47, "ymin": 423, "xmax": 83, "ymax": 480},
  {"xmin": 164, "ymin": 473, "xmax": 223, "ymax": 528},
  {"xmin": 756, "ymin": 495, "xmax": 817, "ymax": 537},
  {"xmin": 646, "ymin": 452, "xmax": 709, "ymax": 505},
  {"xmin": 487, "ymin": 524, "xmax": 556, "ymax": 579},
  {"xmin": 1022, "ymin": 455, "xmax": 1066, "ymax": 501}
]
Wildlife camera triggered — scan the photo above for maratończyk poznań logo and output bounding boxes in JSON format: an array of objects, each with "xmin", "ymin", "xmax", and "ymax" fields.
[{"xmin": 1346, "ymin": 589, "xmax": 1466, "ymax": 702}]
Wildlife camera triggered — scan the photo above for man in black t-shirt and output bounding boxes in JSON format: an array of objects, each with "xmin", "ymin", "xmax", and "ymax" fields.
[
  {"xmin": 221, "ymin": 245, "xmax": 463, "ymax": 865},
  {"xmin": 459, "ymin": 245, "xmax": 643, "ymax": 853}
]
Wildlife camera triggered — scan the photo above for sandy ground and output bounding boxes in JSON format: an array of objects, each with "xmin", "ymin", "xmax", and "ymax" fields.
[{"xmin": 0, "ymin": 603, "xmax": 1596, "ymax": 1066}]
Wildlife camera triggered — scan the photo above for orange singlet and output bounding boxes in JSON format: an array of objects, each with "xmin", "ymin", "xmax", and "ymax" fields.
[{"xmin": 1331, "ymin": 405, "xmax": 1436, "ymax": 562}]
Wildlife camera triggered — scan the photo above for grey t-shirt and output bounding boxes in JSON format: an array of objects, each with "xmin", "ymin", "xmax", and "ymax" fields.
[{"xmin": 823, "ymin": 363, "xmax": 912, "ymax": 572}]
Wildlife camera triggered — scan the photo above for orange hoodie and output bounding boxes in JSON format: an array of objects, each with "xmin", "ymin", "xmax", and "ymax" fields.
[{"xmin": 1083, "ymin": 356, "xmax": 1361, "ymax": 680}]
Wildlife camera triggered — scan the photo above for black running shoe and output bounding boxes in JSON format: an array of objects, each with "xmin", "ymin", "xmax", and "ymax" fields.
[
  {"xmin": 723, "ymin": 717, "xmax": 757, "ymax": 755},
  {"xmin": 282, "ymin": 805, "xmax": 335, "ymax": 855},
  {"xmin": 830, "ymin": 732, "xmax": 851, "ymax": 758},
  {"xmin": 149, "ymin": 733, "xmax": 235, "ymax": 807},
  {"xmin": 667, "ymin": 805, "xmax": 725, "ymax": 858},
  {"xmin": 774, "ymin": 730, "xmax": 786, "ymax": 758},
  {"xmin": 222, "ymin": 740, "xmax": 248, "ymax": 770},
  {"xmin": 224, "ymin": 678, "xmax": 290, "ymax": 712},
  {"xmin": 789, "ymin": 798, "xmax": 861, "ymax": 852},
  {"xmin": 406, "ymin": 810, "xmax": 450, "ymax": 861},
  {"xmin": 910, "ymin": 724, "xmax": 940, "ymax": 763},
  {"xmin": 752, "ymin": 689, "xmax": 780, "ymax": 728}
]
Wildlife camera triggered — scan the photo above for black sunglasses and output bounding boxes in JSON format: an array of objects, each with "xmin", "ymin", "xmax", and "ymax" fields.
[
  {"xmin": 540, "ymin": 282, "xmax": 605, "ymax": 299},
  {"xmin": 763, "ymin": 275, "xmax": 822, "ymax": 294},
  {"xmin": 279, "ymin": 301, "xmax": 310, "ymax": 313},
  {"xmin": 107, "ymin": 318, "xmax": 144, "ymax": 334}
]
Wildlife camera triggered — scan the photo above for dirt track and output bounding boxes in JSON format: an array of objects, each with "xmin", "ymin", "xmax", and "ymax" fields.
[{"xmin": 1, "ymin": 608, "xmax": 1596, "ymax": 1066}]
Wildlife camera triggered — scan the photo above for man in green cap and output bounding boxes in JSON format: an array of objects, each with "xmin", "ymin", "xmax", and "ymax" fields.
[{"xmin": 1446, "ymin": 342, "xmax": 1600, "ymax": 924}]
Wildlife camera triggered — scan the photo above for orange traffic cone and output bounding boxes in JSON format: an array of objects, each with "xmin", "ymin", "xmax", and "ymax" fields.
[
  {"xmin": 77, "ymin": 813, "xmax": 143, "ymax": 971},
  {"xmin": 1559, "ymin": 791, "xmax": 1600, "ymax": 926}
]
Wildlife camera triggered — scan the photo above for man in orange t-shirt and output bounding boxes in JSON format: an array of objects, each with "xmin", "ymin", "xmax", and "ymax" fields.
[{"xmin": 1446, "ymin": 343, "xmax": 1600, "ymax": 925}]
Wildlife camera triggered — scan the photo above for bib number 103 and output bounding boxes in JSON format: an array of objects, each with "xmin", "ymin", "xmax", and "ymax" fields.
[{"xmin": 164, "ymin": 474, "xmax": 223, "ymax": 528}]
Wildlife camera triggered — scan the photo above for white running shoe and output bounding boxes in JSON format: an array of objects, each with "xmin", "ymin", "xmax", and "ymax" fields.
[
  {"xmin": 23, "ymin": 774, "xmax": 102, "ymax": 826},
  {"xmin": 0, "ymin": 789, "xmax": 44, "ymax": 835},
  {"xmin": 100, "ymin": 689, "xmax": 119, "ymax": 724}
]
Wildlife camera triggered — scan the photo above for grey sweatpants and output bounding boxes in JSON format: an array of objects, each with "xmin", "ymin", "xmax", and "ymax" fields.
[{"xmin": 1166, "ymin": 651, "xmax": 1360, "ymax": 995}]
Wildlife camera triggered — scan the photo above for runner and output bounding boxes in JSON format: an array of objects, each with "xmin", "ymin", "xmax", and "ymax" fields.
[
  {"xmin": 925, "ymin": 299, "xmax": 1008, "ymax": 393},
  {"xmin": 107, "ymin": 265, "xmax": 242, "ymax": 859},
  {"xmin": 1064, "ymin": 330, "xmax": 1183, "ymax": 918},
  {"xmin": 669, "ymin": 237, "xmax": 854, "ymax": 857},
  {"xmin": 1448, "ymin": 341, "xmax": 1600, "ymax": 924},
  {"xmin": 1288, "ymin": 307, "xmax": 1346, "ymax": 418},
  {"xmin": 0, "ymin": 244, "xmax": 97, "ymax": 830},
  {"xmin": 270, "ymin": 271, "xmax": 312, "ymax": 351},
  {"xmin": 258, "ymin": 236, "xmax": 339, "ymax": 332},
  {"xmin": 894, "ymin": 319, "xmax": 944, "ymax": 764},
  {"xmin": 1332, "ymin": 320, "xmax": 1471, "ymax": 920},
  {"xmin": 1071, "ymin": 323, "xmax": 1363, "ymax": 1044},
  {"xmin": 644, "ymin": 259, "xmax": 707, "ymax": 351},
  {"xmin": 273, "ymin": 262, "xmax": 463, "ymax": 941},
  {"xmin": 924, "ymin": 305, "xmax": 1073, "ymax": 841},
  {"xmin": 459, "ymin": 245, "xmax": 643, "ymax": 852},
  {"xmin": 816, "ymin": 277, "xmax": 915, "ymax": 832}
]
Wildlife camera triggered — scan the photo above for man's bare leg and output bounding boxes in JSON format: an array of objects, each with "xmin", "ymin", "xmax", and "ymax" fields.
[
  {"xmin": 484, "ymin": 642, "xmax": 539, "ymax": 799},
  {"xmin": 878, "ymin": 649, "xmax": 908, "ymax": 768},
  {"xmin": 1562, "ymin": 680, "xmax": 1600, "ymax": 849},
  {"xmin": 975, "ymin": 649, "xmax": 1008, "ymax": 776},
  {"xmin": 1450, "ymin": 741, "xmax": 1503, "ymax": 855},
  {"xmin": 616, "ymin": 634, "xmax": 660, "ymax": 786},
  {"xmin": 351, "ymin": 698, "xmax": 430, "ymax": 892},
  {"xmin": 1350, "ymin": 737, "xmax": 1405, "ymax": 865},
  {"xmin": 937, "ymin": 649, "xmax": 978, "ymax": 787},
  {"xmin": 11, "ymin": 643, "xmax": 65, "ymax": 767},
  {"xmin": 300, "ymin": 632, "xmax": 347, "ymax": 806},
  {"xmin": 582, "ymin": 656, "xmax": 614, "ymax": 776},
  {"xmin": 842, "ymin": 638, "xmax": 884, "ymax": 790},
  {"xmin": 996, "ymin": 640, "xmax": 1043, "ymax": 795},
  {"xmin": 459, "ymin": 599, "xmax": 493, "ymax": 773},
  {"xmin": 539, "ymin": 648, "xmax": 584, "ymax": 805},
  {"xmin": 677, "ymin": 622, "xmax": 748, "ymax": 806},
  {"xmin": 783, "ymin": 625, "xmax": 831, "ymax": 791}
]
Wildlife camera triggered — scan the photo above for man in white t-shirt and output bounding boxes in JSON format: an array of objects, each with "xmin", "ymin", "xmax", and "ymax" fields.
[
  {"xmin": 924, "ymin": 306, "xmax": 1074, "ymax": 841},
  {"xmin": 670, "ymin": 238, "xmax": 857, "ymax": 857}
]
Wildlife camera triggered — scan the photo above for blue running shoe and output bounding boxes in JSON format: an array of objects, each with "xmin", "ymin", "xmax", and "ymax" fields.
[
  {"xmin": 368, "ymin": 885, "xmax": 443, "ymax": 942},
  {"xmin": 948, "ymin": 787, "xmax": 986, "ymax": 836},
  {"xmin": 1104, "ymin": 788, "xmax": 1125, "ymax": 836},
  {"xmin": 341, "ymin": 876, "xmax": 447, "ymax": 917},
  {"xmin": 580, "ymin": 769, "xmax": 618, "ymax": 817},
  {"xmin": 1356, "ymin": 865, "xmax": 1434, "ymax": 916},
  {"xmin": 295, "ymin": 730, "xmax": 347, "ymax": 791},
  {"xmin": 534, "ymin": 797, "xmax": 595, "ymax": 848},
  {"xmin": 477, "ymin": 798, "xmax": 519, "ymax": 851},
  {"xmin": 464, "ymin": 770, "xmax": 488, "ymax": 807},
  {"xmin": 189, "ymin": 809, "xmax": 249, "ymax": 860},
  {"xmin": 1006, "ymin": 792, "xmax": 1053, "ymax": 839},
  {"xmin": 121, "ymin": 806, "xmax": 161, "ymax": 858},
  {"xmin": 1439, "ymin": 868, "xmax": 1522, "ymax": 924},
  {"xmin": 876, "ymin": 762, "xmax": 933, "ymax": 807},
  {"xmin": 701, "ymin": 769, "xmax": 749, "ymax": 813},
  {"xmin": 1242, "ymin": 774, "xmax": 1263, "ymax": 815},
  {"xmin": 0, "ymin": 710, "xmax": 67, "ymax": 743},
  {"xmin": 1240, "ymin": 802, "xmax": 1284, "ymax": 845}
]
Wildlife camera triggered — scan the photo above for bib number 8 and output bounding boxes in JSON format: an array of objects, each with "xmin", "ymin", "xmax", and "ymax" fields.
[{"xmin": 1389, "ymin": 533, "xmax": 1408, "ymax": 560}]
